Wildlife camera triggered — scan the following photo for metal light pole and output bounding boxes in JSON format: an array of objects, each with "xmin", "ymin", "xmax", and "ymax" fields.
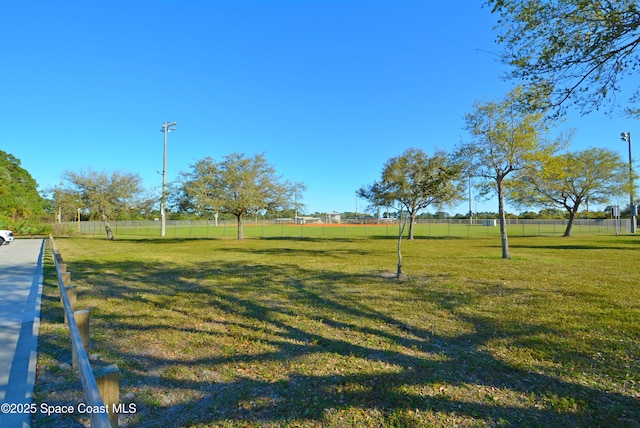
[
  {"xmin": 621, "ymin": 132, "xmax": 636, "ymax": 234},
  {"xmin": 468, "ymin": 174, "xmax": 473, "ymax": 226},
  {"xmin": 161, "ymin": 122, "xmax": 177, "ymax": 237},
  {"xmin": 294, "ymin": 186, "xmax": 298, "ymax": 223}
]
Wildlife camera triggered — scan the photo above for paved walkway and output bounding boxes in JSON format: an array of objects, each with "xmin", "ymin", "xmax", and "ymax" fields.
[{"xmin": 0, "ymin": 239, "xmax": 44, "ymax": 428}]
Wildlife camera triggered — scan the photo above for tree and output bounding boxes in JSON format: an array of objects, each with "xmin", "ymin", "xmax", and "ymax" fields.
[
  {"xmin": 59, "ymin": 168, "xmax": 145, "ymax": 240},
  {"xmin": 357, "ymin": 148, "xmax": 463, "ymax": 241},
  {"xmin": 358, "ymin": 148, "xmax": 462, "ymax": 278},
  {"xmin": 179, "ymin": 153, "xmax": 298, "ymax": 240},
  {"xmin": 457, "ymin": 86, "xmax": 561, "ymax": 259},
  {"xmin": 488, "ymin": 0, "xmax": 640, "ymax": 115},
  {"xmin": 538, "ymin": 207, "xmax": 566, "ymax": 219},
  {"xmin": 0, "ymin": 150, "xmax": 45, "ymax": 229},
  {"xmin": 509, "ymin": 147, "xmax": 630, "ymax": 236}
]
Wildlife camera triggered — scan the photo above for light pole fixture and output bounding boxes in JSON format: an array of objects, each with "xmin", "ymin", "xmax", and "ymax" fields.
[
  {"xmin": 161, "ymin": 121, "xmax": 177, "ymax": 237},
  {"xmin": 620, "ymin": 132, "xmax": 636, "ymax": 234}
]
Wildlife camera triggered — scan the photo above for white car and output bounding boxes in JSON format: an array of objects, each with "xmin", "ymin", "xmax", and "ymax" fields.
[{"xmin": 0, "ymin": 230, "xmax": 14, "ymax": 245}]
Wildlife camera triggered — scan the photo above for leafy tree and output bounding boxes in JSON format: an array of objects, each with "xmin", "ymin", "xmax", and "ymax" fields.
[
  {"xmin": 50, "ymin": 186, "xmax": 83, "ymax": 222},
  {"xmin": 488, "ymin": 0, "xmax": 640, "ymax": 115},
  {"xmin": 179, "ymin": 153, "xmax": 298, "ymax": 240},
  {"xmin": 518, "ymin": 211, "xmax": 539, "ymax": 219},
  {"xmin": 509, "ymin": 147, "xmax": 630, "ymax": 236},
  {"xmin": 538, "ymin": 207, "xmax": 566, "ymax": 219},
  {"xmin": 166, "ymin": 180, "xmax": 199, "ymax": 218},
  {"xmin": 433, "ymin": 211, "xmax": 450, "ymax": 219},
  {"xmin": 358, "ymin": 148, "xmax": 462, "ymax": 278},
  {"xmin": 0, "ymin": 150, "xmax": 45, "ymax": 229},
  {"xmin": 58, "ymin": 168, "xmax": 145, "ymax": 240},
  {"xmin": 457, "ymin": 86, "xmax": 561, "ymax": 258},
  {"xmin": 357, "ymin": 148, "xmax": 463, "ymax": 240}
]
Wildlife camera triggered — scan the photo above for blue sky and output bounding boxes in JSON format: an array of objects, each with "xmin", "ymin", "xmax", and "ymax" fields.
[{"xmin": 1, "ymin": 1, "xmax": 637, "ymax": 215}]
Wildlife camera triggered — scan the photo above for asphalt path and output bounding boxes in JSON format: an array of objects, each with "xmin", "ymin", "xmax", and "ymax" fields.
[{"xmin": 0, "ymin": 239, "xmax": 44, "ymax": 428}]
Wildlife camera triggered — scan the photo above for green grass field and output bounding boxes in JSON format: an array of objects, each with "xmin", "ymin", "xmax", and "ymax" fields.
[{"xmin": 34, "ymin": 234, "xmax": 639, "ymax": 427}]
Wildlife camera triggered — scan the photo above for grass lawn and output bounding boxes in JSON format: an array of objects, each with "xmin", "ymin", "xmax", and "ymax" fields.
[{"xmin": 34, "ymin": 234, "xmax": 639, "ymax": 427}]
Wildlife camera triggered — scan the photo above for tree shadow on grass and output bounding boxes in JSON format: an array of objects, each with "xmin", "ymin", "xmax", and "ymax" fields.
[
  {"xmin": 509, "ymin": 243, "xmax": 640, "ymax": 251},
  {"xmin": 368, "ymin": 235, "xmax": 467, "ymax": 241},
  {"xmin": 36, "ymin": 251, "xmax": 640, "ymax": 427}
]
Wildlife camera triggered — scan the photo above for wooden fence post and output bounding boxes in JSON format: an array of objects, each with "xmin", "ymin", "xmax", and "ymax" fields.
[
  {"xmin": 59, "ymin": 271, "xmax": 72, "ymax": 308},
  {"xmin": 94, "ymin": 364, "xmax": 120, "ymax": 428},
  {"xmin": 50, "ymin": 239, "xmax": 58, "ymax": 260},
  {"xmin": 63, "ymin": 286, "xmax": 77, "ymax": 324},
  {"xmin": 61, "ymin": 272, "xmax": 71, "ymax": 287},
  {"xmin": 72, "ymin": 309, "xmax": 90, "ymax": 368}
]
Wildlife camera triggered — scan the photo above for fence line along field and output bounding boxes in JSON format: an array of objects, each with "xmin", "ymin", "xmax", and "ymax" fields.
[
  {"xmin": 34, "ymin": 234, "xmax": 639, "ymax": 427},
  {"xmin": 60, "ymin": 218, "xmax": 625, "ymax": 239}
]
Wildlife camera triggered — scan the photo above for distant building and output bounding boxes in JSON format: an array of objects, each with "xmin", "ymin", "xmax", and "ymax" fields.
[
  {"xmin": 296, "ymin": 216, "xmax": 322, "ymax": 224},
  {"xmin": 326, "ymin": 212, "xmax": 341, "ymax": 224}
]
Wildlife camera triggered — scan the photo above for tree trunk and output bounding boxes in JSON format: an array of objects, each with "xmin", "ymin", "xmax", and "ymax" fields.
[
  {"xmin": 407, "ymin": 212, "xmax": 416, "ymax": 240},
  {"xmin": 396, "ymin": 232, "xmax": 403, "ymax": 278},
  {"xmin": 396, "ymin": 212, "xmax": 408, "ymax": 278},
  {"xmin": 564, "ymin": 209, "xmax": 577, "ymax": 237},
  {"xmin": 101, "ymin": 212, "xmax": 114, "ymax": 240},
  {"xmin": 237, "ymin": 213, "xmax": 244, "ymax": 240},
  {"xmin": 497, "ymin": 180, "xmax": 510, "ymax": 259}
]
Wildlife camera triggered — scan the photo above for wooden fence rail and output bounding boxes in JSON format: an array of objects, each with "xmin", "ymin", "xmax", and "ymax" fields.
[{"xmin": 49, "ymin": 236, "xmax": 119, "ymax": 428}]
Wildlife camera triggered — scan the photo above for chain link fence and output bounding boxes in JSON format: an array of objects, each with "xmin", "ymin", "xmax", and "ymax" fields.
[{"xmin": 56, "ymin": 218, "xmax": 628, "ymax": 239}]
